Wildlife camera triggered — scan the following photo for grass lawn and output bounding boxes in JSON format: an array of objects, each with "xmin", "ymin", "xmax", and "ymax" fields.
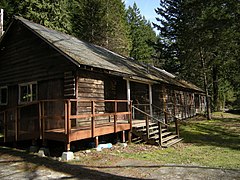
[{"xmin": 116, "ymin": 112, "xmax": 240, "ymax": 170}]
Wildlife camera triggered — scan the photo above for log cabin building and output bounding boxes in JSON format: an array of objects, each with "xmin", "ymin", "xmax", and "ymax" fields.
[{"xmin": 0, "ymin": 16, "xmax": 206, "ymax": 150}]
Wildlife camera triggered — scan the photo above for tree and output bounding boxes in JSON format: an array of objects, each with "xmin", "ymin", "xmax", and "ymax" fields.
[
  {"xmin": 154, "ymin": 0, "xmax": 240, "ymax": 116},
  {"xmin": 105, "ymin": 0, "xmax": 132, "ymax": 57},
  {"xmin": 153, "ymin": 0, "xmax": 182, "ymax": 72},
  {"xmin": 127, "ymin": 2, "xmax": 156, "ymax": 63},
  {"xmin": 0, "ymin": 0, "xmax": 72, "ymax": 33},
  {"xmin": 71, "ymin": 0, "xmax": 131, "ymax": 56}
]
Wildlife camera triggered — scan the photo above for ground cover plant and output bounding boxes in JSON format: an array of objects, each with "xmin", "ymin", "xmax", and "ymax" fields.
[{"xmin": 114, "ymin": 113, "xmax": 240, "ymax": 170}]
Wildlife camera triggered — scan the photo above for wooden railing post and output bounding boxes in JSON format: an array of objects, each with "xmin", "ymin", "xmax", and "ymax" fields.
[
  {"xmin": 146, "ymin": 115, "xmax": 149, "ymax": 139},
  {"xmin": 64, "ymin": 101, "xmax": 68, "ymax": 135},
  {"xmin": 91, "ymin": 101, "xmax": 95, "ymax": 137},
  {"xmin": 175, "ymin": 117, "xmax": 179, "ymax": 137},
  {"xmin": 114, "ymin": 101, "xmax": 117, "ymax": 133},
  {"xmin": 128, "ymin": 101, "xmax": 132, "ymax": 143},
  {"xmin": 158, "ymin": 121, "xmax": 162, "ymax": 146},
  {"xmin": 129, "ymin": 101, "xmax": 132, "ymax": 129},
  {"xmin": 42, "ymin": 101, "xmax": 45, "ymax": 143},
  {"xmin": 39, "ymin": 101, "xmax": 42, "ymax": 139},
  {"xmin": 164, "ymin": 111, "xmax": 168, "ymax": 125},
  {"xmin": 66, "ymin": 100, "xmax": 71, "ymax": 151},
  {"xmin": 67, "ymin": 100, "xmax": 71, "ymax": 135}
]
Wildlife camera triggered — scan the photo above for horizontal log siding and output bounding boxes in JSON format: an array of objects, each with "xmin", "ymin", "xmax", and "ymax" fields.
[
  {"xmin": 77, "ymin": 77, "xmax": 106, "ymax": 126},
  {"xmin": 0, "ymin": 21, "xmax": 75, "ymax": 86}
]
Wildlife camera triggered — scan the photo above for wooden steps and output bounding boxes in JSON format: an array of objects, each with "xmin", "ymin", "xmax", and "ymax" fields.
[{"xmin": 132, "ymin": 121, "xmax": 182, "ymax": 148}]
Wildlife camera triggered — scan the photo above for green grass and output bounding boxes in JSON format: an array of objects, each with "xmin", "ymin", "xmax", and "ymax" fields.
[{"xmin": 117, "ymin": 113, "xmax": 240, "ymax": 169}]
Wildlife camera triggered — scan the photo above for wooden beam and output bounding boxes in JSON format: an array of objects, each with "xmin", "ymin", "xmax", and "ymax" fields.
[
  {"xmin": 162, "ymin": 85, "xmax": 168, "ymax": 124},
  {"xmin": 158, "ymin": 121, "xmax": 162, "ymax": 146},
  {"xmin": 67, "ymin": 100, "xmax": 71, "ymax": 141},
  {"xmin": 149, "ymin": 84, "xmax": 153, "ymax": 117},
  {"xmin": 122, "ymin": 130, "xmax": 125, "ymax": 143},
  {"xmin": 114, "ymin": 101, "xmax": 117, "ymax": 133},
  {"xmin": 126, "ymin": 79, "xmax": 131, "ymax": 105},
  {"xmin": 42, "ymin": 102, "xmax": 45, "ymax": 143},
  {"xmin": 39, "ymin": 102, "xmax": 42, "ymax": 139},
  {"xmin": 15, "ymin": 108, "xmax": 18, "ymax": 142},
  {"xmin": 95, "ymin": 136, "xmax": 99, "ymax": 147},
  {"xmin": 91, "ymin": 101, "xmax": 95, "ymax": 137}
]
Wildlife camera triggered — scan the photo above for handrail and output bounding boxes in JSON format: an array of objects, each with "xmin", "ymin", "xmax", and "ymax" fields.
[{"xmin": 132, "ymin": 106, "xmax": 169, "ymax": 127}]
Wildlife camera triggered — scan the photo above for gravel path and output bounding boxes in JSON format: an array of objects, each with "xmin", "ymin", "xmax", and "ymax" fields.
[{"xmin": 0, "ymin": 146, "xmax": 239, "ymax": 180}]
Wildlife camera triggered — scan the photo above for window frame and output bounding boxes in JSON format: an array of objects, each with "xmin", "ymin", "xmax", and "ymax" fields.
[
  {"xmin": 18, "ymin": 82, "xmax": 38, "ymax": 104},
  {"xmin": 0, "ymin": 86, "xmax": 8, "ymax": 105}
]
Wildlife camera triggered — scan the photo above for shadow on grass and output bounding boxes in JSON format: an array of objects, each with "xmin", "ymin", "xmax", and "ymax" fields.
[
  {"xmin": 0, "ymin": 147, "xmax": 142, "ymax": 180},
  {"xmin": 0, "ymin": 146, "xmax": 239, "ymax": 180},
  {"xmin": 180, "ymin": 117, "xmax": 240, "ymax": 150}
]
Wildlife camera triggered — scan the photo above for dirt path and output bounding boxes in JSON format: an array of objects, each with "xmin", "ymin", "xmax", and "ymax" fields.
[{"xmin": 0, "ymin": 146, "xmax": 239, "ymax": 180}]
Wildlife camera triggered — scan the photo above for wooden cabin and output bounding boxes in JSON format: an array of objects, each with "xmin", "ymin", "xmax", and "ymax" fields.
[{"xmin": 0, "ymin": 17, "xmax": 206, "ymax": 150}]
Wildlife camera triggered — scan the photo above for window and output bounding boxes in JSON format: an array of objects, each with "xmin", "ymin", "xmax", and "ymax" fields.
[
  {"xmin": 0, "ymin": 86, "xmax": 8, "ymax": 105},
  {"xmin": 19, "ymin": 82, "xmax": 37, "ymax": 104}
]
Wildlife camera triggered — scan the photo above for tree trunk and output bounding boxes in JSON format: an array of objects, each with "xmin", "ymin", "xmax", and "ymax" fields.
[
  {"xmin": 200, "ymin": 48, "xmax": 211, "ymax": 120},
  {"xmin": 212, "ymin": 64, "xmax": 219, "ymax": 111}
]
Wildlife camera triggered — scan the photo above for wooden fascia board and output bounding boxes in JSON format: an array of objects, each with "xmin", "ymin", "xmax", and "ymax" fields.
[{"xmin": 123, "ymin": 76, "xmax": 157, "ymax": 85}]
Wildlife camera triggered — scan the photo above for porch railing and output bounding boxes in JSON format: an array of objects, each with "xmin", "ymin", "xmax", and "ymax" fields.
[
  {"xmin": 132, "ymin": 104, "xmax": 180, "ymax": 146},
  {"xmin": 0, "ymin": 99, "xmax": 132, "ymax": 144}
]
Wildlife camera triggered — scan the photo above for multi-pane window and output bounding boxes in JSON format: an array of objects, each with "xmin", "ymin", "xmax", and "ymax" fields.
[
  {"xmin": 19, "ymin": 82, "xmax": 37, "ymax": 104},
  {"xmin": 0, "ymin": 86, "xmax": 8, "ymax": 105}
]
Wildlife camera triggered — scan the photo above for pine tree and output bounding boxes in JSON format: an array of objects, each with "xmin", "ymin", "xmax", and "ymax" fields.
[
  {"xmin": 104, "ymin": 0, "xmax": 132, "ymax": 57},
  {"xmin": 0, "ymin": 0, "xmax": 72, "ymax": 33},
  {"xmin": 71, "ymin": 0, "xmax": 131, "ymax": 56},
  {"xmin": 154, "ymin": 0, "xmax": 240, "ymax": 113},
  {"xmin": 127, "ymin": 3, "xmax": 156, "ymax": 63}
]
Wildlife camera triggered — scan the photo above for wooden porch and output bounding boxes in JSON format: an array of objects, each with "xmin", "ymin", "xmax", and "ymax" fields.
[{"xmin": 0, "ymin": 99, "xmax": 132, "ymax": 151}]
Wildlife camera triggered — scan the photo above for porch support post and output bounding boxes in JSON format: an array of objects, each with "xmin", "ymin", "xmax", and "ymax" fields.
[
  {"xmin": 95, "ymin": 136, "xmax": 99, "ymax": 147},
  {"xmin": 126, "ymin": 79, "xmax": 131, "ymax": 105},
  {"xmin": 193, "ymin": 93, "xmax": 195, "ymax": 116},
  {"xmin": 122, "ymin": 130, "xmax": 125, "ymax": 143},
  {"xmin": 162, "ymin": 85, "xmax": 168, "ymax": 124},
  {"xmin": 149, "ymin": 84, "xmax": 153, "ymax": 117}
]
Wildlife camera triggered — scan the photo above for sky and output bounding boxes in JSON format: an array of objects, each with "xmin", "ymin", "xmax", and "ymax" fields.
[{"xmin": 124, "ymin": 0, "xmax": 160, "ymax": 25}]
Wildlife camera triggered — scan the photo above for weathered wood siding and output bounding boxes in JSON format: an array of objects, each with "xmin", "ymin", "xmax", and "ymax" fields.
[
  {"xmin": 0, "ymin": 20, "xmax": 76, "ymax": 140},
  {"xmin": 76, "ymin": 71, "xmax": 107, "ymax": 126},
  {"xmin": 74, "ymin": 70, "xmax": 128, "ymax": 126},
  {"xmin": 0, "ymin": 20, "xmax": 75, "ymax": 87}
]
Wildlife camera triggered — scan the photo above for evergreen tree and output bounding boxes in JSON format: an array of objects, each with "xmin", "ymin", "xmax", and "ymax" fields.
[
  {"xmin": 71, "ymin": 0, "xmax": 131, "ymax": 56},
  {"xmin": 104, "ymin": 0, "xmax": 132, "ymax": 57},
  {"xmin": 71, "ymin": 0, "xmax": 107, "ymax": 46},
  {"xmin": 154, "ymin": 0, "xmax": 240, "ymax": 112},
  {"xmin": 127, "ymin": 3, "xmax": 156, "ymax": 63},
  {"xmin": 0, "ymin": 0, "xmax": 72, "ymax": 33},
  {"xmin": 153, "ymin": 0, "xmax": 182, "ymax": 72}
]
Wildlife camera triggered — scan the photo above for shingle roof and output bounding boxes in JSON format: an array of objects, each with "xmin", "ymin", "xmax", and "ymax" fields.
[{"xmin": 13, "ymin": 16, "xmax": 204, "ymax": 93}]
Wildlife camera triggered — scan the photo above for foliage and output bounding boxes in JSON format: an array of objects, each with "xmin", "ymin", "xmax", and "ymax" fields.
[
  {"xmin": 127, "ymin": 3, "xmax": 157, "ymax": 63},
  {"xmin": 154, "ymin": 0, "xmax": 240, "ymax": 111},
  {"xmin": 0, "ymin": 0, "xmax": 72, "ymax": 33},
  {"xmin": 104, "ymin": 0, "xmax": 132, "ymax": 57},
  {"xmin": 118, "ymin": 114, "xmax": 240, "ymax": 169},
  {"xmin": 71, "ymin": 0, "xmax": 131, "ymax": 56}
]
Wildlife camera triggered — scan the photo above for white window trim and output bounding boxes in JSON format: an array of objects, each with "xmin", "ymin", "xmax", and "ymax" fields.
[
  {"xmin": 0, "ymin": 86, "xmax": 8, "ymax": 105},
  {"xmin": 18, "ymin": 82, "xmax": 38, "ymax": 104}
]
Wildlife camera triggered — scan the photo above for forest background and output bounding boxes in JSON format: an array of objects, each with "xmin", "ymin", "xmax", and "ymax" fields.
[{"xmin": 1, "ymin": 0, "xmax": 239, "ymax": 113}]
